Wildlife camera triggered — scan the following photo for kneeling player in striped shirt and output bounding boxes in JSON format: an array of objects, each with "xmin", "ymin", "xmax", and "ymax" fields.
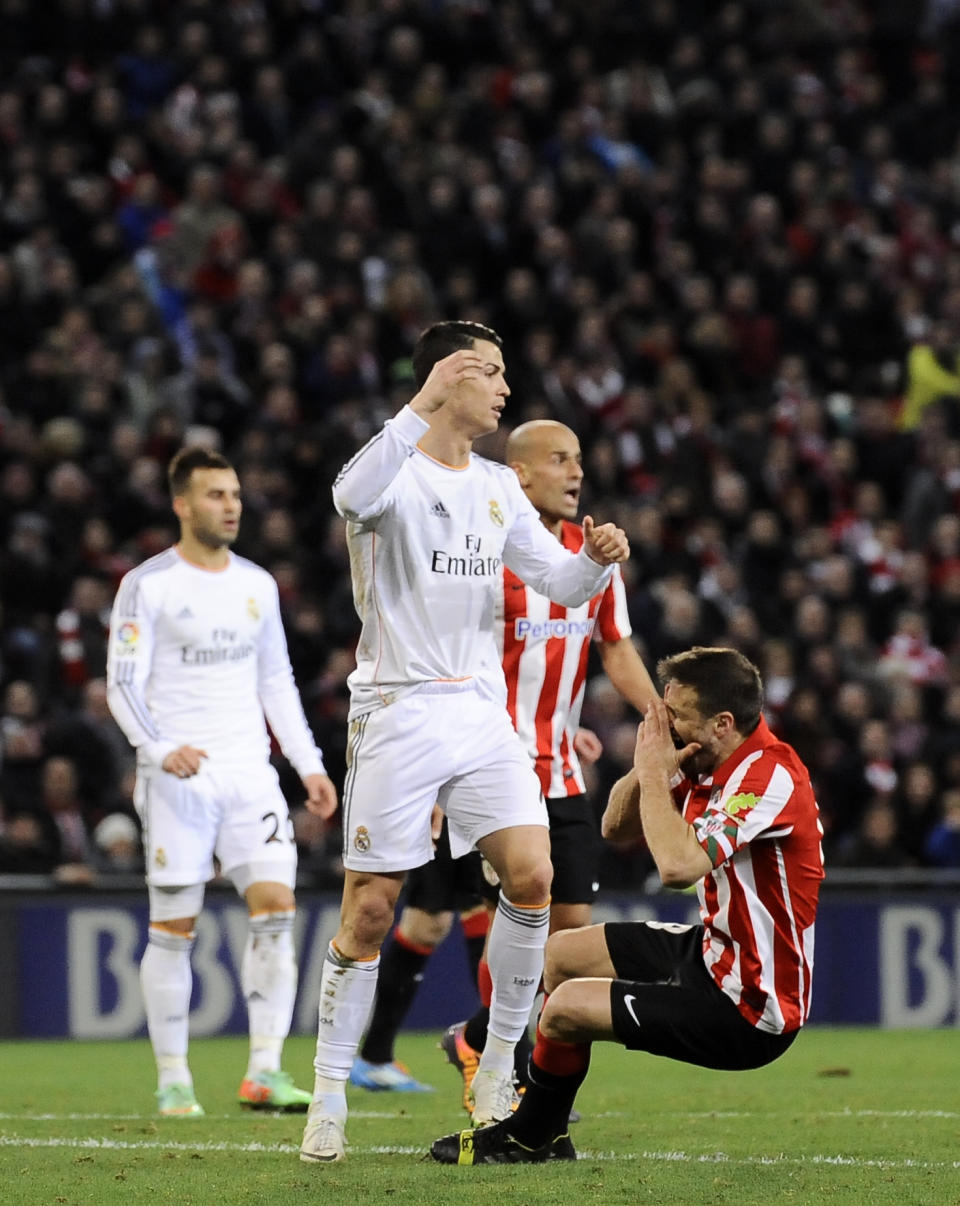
[{"xmin": 431, "ymin": 645, "xmax": 824, "ymax": 1164}]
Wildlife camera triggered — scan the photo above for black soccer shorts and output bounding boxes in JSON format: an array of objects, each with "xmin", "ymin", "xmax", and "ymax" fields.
[
  {"xmin": 546, "ymin": 794, "xmax": 601, "ymax": 905},
  {"xmin": 403, "ymin": 819, "xmax": 485, "ymax": 914},
  {"xmin": 402, "ymin": 795, "xmax": 600, "ymax": 911},
  {"xmin": 605, "ymin": 920, "xmax": 798, "ymax": 1071}
]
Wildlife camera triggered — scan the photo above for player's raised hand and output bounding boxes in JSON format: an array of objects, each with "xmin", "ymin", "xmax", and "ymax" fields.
[
  {"xmin": 410, "ymin": 349, "xmax": 486, "ymax": 417},
  {"xmin": 582, "ymin": 515, "xmax": 630, "ymax": 565},
  {"xmin": 303, "ymin": 772, "xmax": 339, "ymax": 820}
]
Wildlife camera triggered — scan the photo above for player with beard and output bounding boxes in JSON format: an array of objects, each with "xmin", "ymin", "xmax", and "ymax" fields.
[
  {"xmin": 431, "ymin": 645, "xmax": 824, "ymax": 1164},
  {"xmin": 107, "ymin": 446, "xmax": 337, "ymax": 1117}
]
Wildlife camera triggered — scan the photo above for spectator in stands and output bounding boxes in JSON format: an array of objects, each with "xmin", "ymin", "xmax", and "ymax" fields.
[
  {"xmin": 923, "ymin": 788, "xmax": 960, "ymax": 867},
  {"xmin": 0, "ymin": 680, "xmax": 46, "ymax": 813},
  {"xmin": 38, "ymin": 754, "xmax": 94, "ymax": 871},
  {"xmin": 92, "ymin": 811, "xmax": 143, "ymax": 875},
  {"xmin": 0, "ymin": 805, "xmax": 62, "ymax": 875},
  {"xmin": 894, "ymin": 760, "xmax": 942, "ymax": 864},
  {"xmin": 834, "ymin": 796, "xmax": 915, "ymax": 868}
]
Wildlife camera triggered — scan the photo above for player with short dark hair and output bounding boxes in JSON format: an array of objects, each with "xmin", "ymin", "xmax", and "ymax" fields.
[
  {"xmin": 431, "ymin": 645, "xmax": 824, "ymax": 1163},
  {"xmin": 349, "ymin": 419, "xmax": 657, "ymax": 1101},
  {"xmin": 300, "ymin": 321, "xmax": 631, "ymax": 1163},
  {"xmin": 166, "ymin": 445, "xmax": 232, "ymax": 497},
  {"xmin": 107, "ymin": 447, "xmax": 338, "ymax": 1117}
]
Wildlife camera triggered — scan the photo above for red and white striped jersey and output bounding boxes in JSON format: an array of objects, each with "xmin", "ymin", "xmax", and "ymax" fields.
[
  {"xmin": 676, "ymin": 716, "xmax": 824, "ymax": 1034},
  {"xmin": 496, "ymin": 520, "xmax": 631, "ymax": 798}
]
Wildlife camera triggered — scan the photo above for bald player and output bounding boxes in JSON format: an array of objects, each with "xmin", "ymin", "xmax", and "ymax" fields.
[
  {"xmin": 495, "ymin": 419, "xmax": 657, "ymax": 929},
  {"xmin": 349, "ymin": 420, "xmax": 657, "ymax": 1105}
]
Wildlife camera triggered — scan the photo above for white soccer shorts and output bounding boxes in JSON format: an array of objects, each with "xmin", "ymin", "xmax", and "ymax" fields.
[
  {"xmin": 341, "ymin": 686, "xmax": 548, "ymax": 873},
  {"xmin": 134, "ymin": 760, "xmax": 297, "ymax": 890}
]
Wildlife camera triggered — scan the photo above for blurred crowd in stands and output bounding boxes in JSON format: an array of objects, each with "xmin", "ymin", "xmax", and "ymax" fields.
[{"xmin": 3, "ymin": 0, "xmax": 960, "ymax": 887}]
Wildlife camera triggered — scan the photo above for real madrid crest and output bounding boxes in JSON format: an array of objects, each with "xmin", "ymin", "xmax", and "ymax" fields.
[
  {"xmin": 155, "ymin": 847, "xmax": 167, "ymax": 868},
  {"xmin": 488, "ymin": 499, "xmax": 504, "ymax": 527},
  {"xmin": 480, "ymin": 856, "xmax": 500, "ymax": 888},
  {"xmin": 247, "ymin": 597, "xmax": 260, "ymax": 620},
  {"xmin": 353, "ymin": 826, "xmax": 371, "ymax": 853}
]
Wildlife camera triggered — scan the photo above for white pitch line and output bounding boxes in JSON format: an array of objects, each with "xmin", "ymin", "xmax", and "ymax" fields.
[
  {"xmin": 1, "ymin": 1107, "xmax": 953, "ymax": 1123},
  {"xmin": 0, "ymin": 1110, "xmax": 402, "ymax": 1122},
  {"xmin": 826, "ymin": 1109, "xmax": 960, "ymax": 1118},
  {"xmin": 0, "ymin": 1135, "xmax": 958, "ymax": 1171},
  {"xmin": 678, "ymin": 1108, "xmax": 960, "ymax": 1120},
  {"xmin": 0, "ymin": 1114, "xmax": 145, "ymax": 1122},
  {"xmin": 0, "ymin": 1136, "xmax": 299, "ymax": 1152}
]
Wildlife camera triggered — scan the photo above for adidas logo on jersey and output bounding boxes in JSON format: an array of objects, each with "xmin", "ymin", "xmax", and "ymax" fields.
[
  {"xmin": 431, "ymin": 500, "xmax": 451, "ymax": 518},
  {"xmin": 177, "ymin": 606, "xmax": 194, "ymax": 619}
]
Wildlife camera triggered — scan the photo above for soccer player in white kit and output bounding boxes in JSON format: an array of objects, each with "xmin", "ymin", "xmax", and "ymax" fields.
[
  {"xmin": 300, "ymin": 321, "xmax": 630, "ymax": 1163},
  {"xmin": 348, "ymin": 419, "xmax": 658, "ymax": 1099},
  {"xmin": 106, "ymin": 447, "xmax": 338, "ymax": 1117}
]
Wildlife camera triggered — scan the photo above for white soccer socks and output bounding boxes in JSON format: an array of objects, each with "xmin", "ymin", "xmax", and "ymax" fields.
[
  {"xmin": 242, "ymin": 909, "xmax": 297, "ymax": 1077},
  {"xmin": 481, "ymin": 893, "xmax": 549, "ymax": 1078},
  {"xmin": 310, "ymin": 942, "xmax": 381, "ymax": 1116},
  {"xmin": 140, "ymin": 925, "xmax": 195, "ymax": 1090}
]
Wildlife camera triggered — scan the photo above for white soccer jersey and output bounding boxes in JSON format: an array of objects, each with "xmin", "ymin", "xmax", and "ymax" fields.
[
  {"xmin": 497, "ymin": 520, "xmax": 631, "ymax": 798},
  {"xmin": 333, "ymin": 405, "xmax": 614, "ymax": 716},
  {"xmin": 106, "ymin": 548, "xmax": 324, "ymax": 777}
]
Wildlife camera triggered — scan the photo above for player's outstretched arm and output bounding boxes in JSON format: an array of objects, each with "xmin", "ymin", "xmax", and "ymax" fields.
[{"xmin": 598, "ymin": 635, "xmax": 659, "ymax": 714}]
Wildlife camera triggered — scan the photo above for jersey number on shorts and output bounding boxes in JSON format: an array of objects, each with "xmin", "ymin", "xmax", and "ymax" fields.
[{"xmin": 261, "ymin": 810, "xmax": 294, "ymax": 844}]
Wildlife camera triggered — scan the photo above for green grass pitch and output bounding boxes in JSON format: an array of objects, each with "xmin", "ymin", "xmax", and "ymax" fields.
[{"xmin": 1, "ymin": 1029, "xmax": 957, "ymax": 1205}]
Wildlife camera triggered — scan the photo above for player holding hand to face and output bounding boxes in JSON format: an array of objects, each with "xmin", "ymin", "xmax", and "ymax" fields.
[{"xmin": 431, "ymin": 646, "xmax": 824, "ymax": 1165}]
